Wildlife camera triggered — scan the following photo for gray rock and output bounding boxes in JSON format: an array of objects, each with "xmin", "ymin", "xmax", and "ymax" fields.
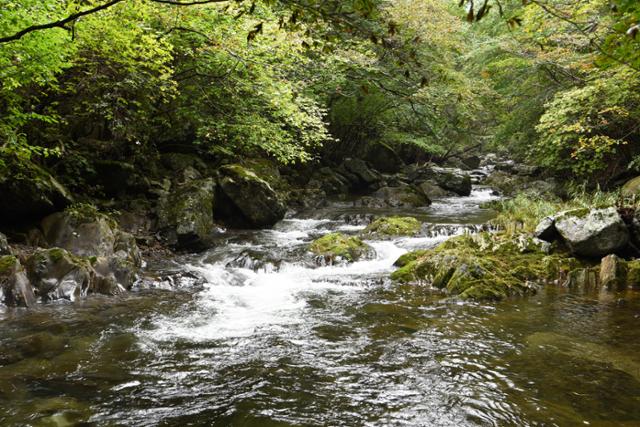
[
  {"xmin": 555, "ymin": 207, "xmax": 629, "ymax": 258},
  {"xmin": 25, "ymin": 248, "xmax": 92, "ymax": 302},
  {"xmin": 218, "ymin": 164, "xmax": 286, "ymax": 228},
  {"xmin": 157, "ymin": 177, "xmax": 216, "ymax": 249},
  {"xmin": 534, "ymin": 216, "xmax": 558, "ymax": 242},
  {"xmin": 0, "ymin": 256, "xmax": 35, "ymax": 307},
  {"xmin": 409, "ymin": 166, "xmax": 471, "ymax": 196},
  {"xmin": 41, "ymin": 210, "xmax": 141, "ymax": 289},
  {"xmin": 341, "ymin": 159, "xmax": 383, "ymax": 188},
  {"xmin": 417, "ymin": 180, "xmax": 449, "ymax": 198}
]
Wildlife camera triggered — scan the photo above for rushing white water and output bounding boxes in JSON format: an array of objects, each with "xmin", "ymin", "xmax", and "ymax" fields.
[{"xmin": 140, "ymin": 188, "xmax": 498, "ymax": 345}]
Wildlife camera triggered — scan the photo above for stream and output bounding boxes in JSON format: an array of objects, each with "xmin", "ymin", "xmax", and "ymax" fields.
[{"xmin": 2, "ymin": 187, "xmax": 640, "ymax": 426}]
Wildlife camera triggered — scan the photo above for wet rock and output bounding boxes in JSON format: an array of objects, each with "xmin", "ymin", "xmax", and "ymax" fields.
[
  {"xmin": 0, "ymin": 232, "xmax": 11, "ymax": 255},
  {"xmin": 287, "ymin": 188, "xmax": 327, "ymax": 211},
  {"xmin": 0, "ymin": 157, "xmax": 72, "ymax": 223},
  {"xmin": 371, "ymin": 185, "xmax": 431, "ymax": 208},
  {"xmin": 217, "ymin": 164, "xmax": 286, "ymax": 228},
  {"xmin": 362, "ymin": 216, "xmax": 421, "ymax": 238},
  {"xmin": 157, "ymin": 177, "xmax": 216, "ymax": 250},
  {"xmin": 391, "ymin": 232, "xmax": 583, "ymax": 301},
  {"xmin": 600, "ymin": 254, "xmax": 626, "ymax": 291},
  {"xmin": 41, "ymin": 207, "xmax": 142, "ymax": 289},
  {"xmin": 534, "ymin": 216, "xmax": 559, "ymax": 242},
  {"xmin": 25, "ymin": 248, "xmax": 92, "ymax": 302},
  {"xmin": 0, "ymin": 255, "xmax": 35, "ymax": 307},
  {"xmin": 555, "ymin": 207, "xmax": 629, "ymax": 258},
  {"xmin": 561, "ymin": 267, "xmax": 599, "ymax": 292},
  {"xmin": 309, "ymin": 233, "xmax": 375, "ymax": 264}
]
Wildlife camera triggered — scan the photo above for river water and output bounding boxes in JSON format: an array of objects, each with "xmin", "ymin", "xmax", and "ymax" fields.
[{"xmin": 2, "ymin": 188, "xmax": 640, "ymax": 426}]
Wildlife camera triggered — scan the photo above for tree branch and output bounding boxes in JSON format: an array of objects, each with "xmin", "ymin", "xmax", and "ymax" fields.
[{"xmin": 0, "ymin": 0, "xmax": 125, "ymax": 44}]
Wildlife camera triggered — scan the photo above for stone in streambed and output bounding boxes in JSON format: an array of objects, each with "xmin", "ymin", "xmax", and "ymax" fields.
[
  {"xmin": 363, "ymin": 217, "xmax": 422, "ymax": 238},
  {"xmin": 41, "ymin": 206, "xmax": 142, "ymax": 290},
  {"xmin": 157, "ymin": 176, "xmax": 216, "ymax": 249},
  {"xmin": 217, "ymin": 164, "xmax": 286, "ymax": 228},
  {"xmin": 309, "ymin": 233, "xmax": 375, "ymax": 264},
  {"xmin": 554, "ymin": 207, "xmax": 629, "ymax": 258},
  {"xmin": 25, "ymin": 248, "xmax": 93, "ymax": 302}
]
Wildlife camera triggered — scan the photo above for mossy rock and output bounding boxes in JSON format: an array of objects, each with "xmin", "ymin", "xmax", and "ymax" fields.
[
  {"xmin": 393, "ymin": 250, "xmax": 428, "ymax": 267},
  {"xmin": 217, "ymin": 164, "xmax": 286, "ymax": 228},
  {"xmin": 390, "ymin": 232, "xmax": 589, "ymax": 301},
  {"xmin": 309, "ymin": 233, "xmax": 374, "ymax": 264},
  {"xmin": 363, "ymin": 216, "xmax": 422, "ymax": 238}
]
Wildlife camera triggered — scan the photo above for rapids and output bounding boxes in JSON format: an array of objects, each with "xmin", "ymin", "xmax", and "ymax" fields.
[{"xmin": 2, "ymin": 187, "xmax": 640, "ymax": 426}]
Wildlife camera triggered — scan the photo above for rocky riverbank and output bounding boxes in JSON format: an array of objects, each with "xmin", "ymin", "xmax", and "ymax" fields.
[{"xmin": 3, "ymin": 148, "xmax": 638, "ymax": 307}]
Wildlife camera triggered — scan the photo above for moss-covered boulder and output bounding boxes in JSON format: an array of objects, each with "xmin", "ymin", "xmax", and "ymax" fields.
[
  {"xmin": 363, "ymin": 217, "xmax": 422, "ymax": 238},
  {"xmin": 391, "ymin": 232, "xmax": 585, "ymax": 301},
  {"xmin": 217, "ymin": 164, "xmax": 286, "ymax": 228},
  {"xmin": 309, "ymin": 233, "xmax": 375, "ymax": 264},
  {"xmin": 25, "ymin": 248, "xmax": 93, "ymax": 302},
  {"xmin": 41, "ymin": 206, "xmax": 141, "ymax": 289},
  {"xmin": 0, "ymin": 255, "xmax": 35, "ymax": 307},
  {"xmin": 0, "ymin": 157, "xmax": 73, "ymax": 223},
  {"xmin": 157, "ymin": 177, "xmax": 216, "ymax": 249}
]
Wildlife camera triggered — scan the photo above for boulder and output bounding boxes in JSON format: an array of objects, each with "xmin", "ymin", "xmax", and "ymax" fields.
[
  {"xmin": 409, "ymin": 166, "xmax": 471, "ymax": 196},
  {"xmin": 41, "ymin": 207, "xmax": 141, "ymax": 289},
  {"xmin": 363, "ymin": 143, "xmax": 404, "ymax": 173},
  {"xmin": 390, "ymin": 232, "xmax": 583, "ymax": 300},
  {"xmin": 25, "ymin": 248, "xmax": 93, "ymax": 302},
  {"xmin": 555, "ymin": 208, "xmax": 629, "ymax": 258},
  {"xmin": 371, "ymin": 186, "xmax": 431, "ymax": 208},
  {"xmin": 160, "ymin": 152, "xmax": 208, "ymax": 175},
  {"xmin": 340, "ymin": 159, "xmax": 383, "ymax": 189},
  {"xmin": 534, "ymin": 217, "xmax": 559, "ymax": 243},
  {"xmin": 0, "ymin": 157, "xmax": 72, "ymax": 223},
  {"xmin": 363, "ymin": 217, "xmax": 422, "ymax": 239},
  {"xmin": 0, "ymin": 256, "xmax": 35, "ymax": 307},
  {"xmin": 600, "ymin": 255, "xmax": 626, "ymax": 291},
  {"xmin": 417, "ymin": 180, "xmax": 449, "ymax": 198},
  {"xmin": 309, "ymin": 233, "xmax": 375, "ymax": 264},
  {"xmin": 622, "ymin": 176, "xmax": 640, "ymax": 197},
  {"xmin": 217, "ymin": 164, "xmax": 286, "ymax": 228},
  {"xmin": 157, "ymin": 177, "xmax": 216, "ymax": 249}
]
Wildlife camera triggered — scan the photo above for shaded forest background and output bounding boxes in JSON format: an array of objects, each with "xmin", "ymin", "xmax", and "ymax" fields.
[{"xmin": 1, "ymin": 0, "xmax": 640, "ymax": 196}]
